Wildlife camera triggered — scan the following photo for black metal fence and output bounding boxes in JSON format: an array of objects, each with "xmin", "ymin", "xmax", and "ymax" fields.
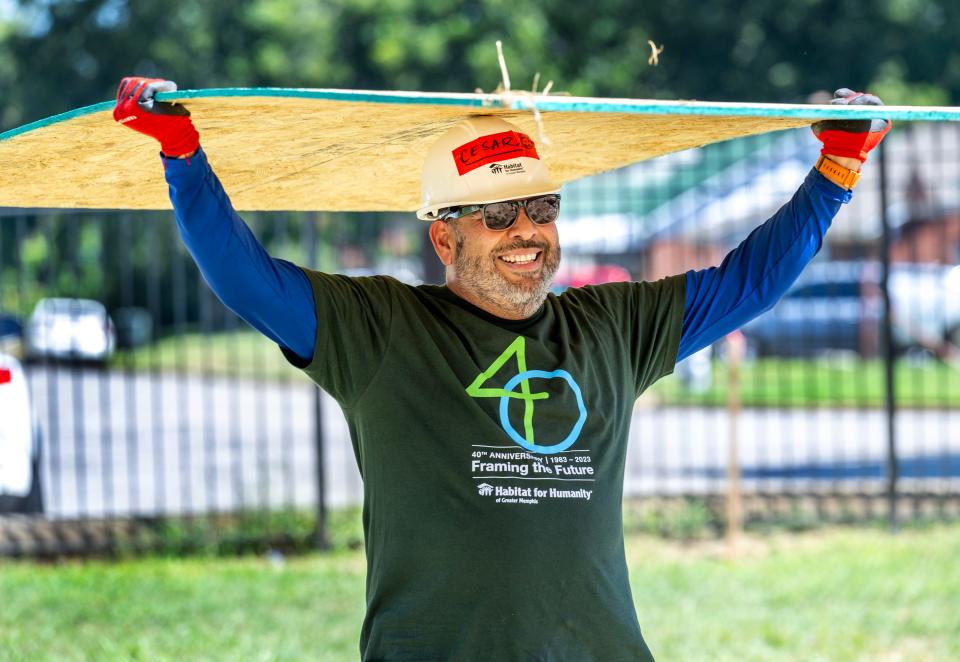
[{"xmin": 2, "ymin": 124, "xmax": 959, "ymax": 556}]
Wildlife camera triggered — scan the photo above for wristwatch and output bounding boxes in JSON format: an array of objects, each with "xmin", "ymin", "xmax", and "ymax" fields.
[{"xmin": 816, "ymin": 155, "xmax": 861, "ymax": 190}]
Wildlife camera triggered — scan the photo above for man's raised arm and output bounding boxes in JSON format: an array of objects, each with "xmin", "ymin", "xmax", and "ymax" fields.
[
  {"xmin": 113, "ymin": 76, "xmax": 317, "ymax": 363},
  {"xmin": 677, "ymin": 89, "xmax": 891, "ymax": 361}
]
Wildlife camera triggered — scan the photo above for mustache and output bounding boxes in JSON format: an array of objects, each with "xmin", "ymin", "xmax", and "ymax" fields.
[{"xmin": 494, "ymin": 240, "xmax": 550, "ymax": 256}]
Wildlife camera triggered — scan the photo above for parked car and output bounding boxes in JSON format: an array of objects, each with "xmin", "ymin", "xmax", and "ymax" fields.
[
  {"xmin": 0, "ymin": 352, "xmax": 43, "ymax": 514},
  {"xmin": 113, "ymin": 306, "xmax": 153, "ymax": 349},
  {"xmin": 25, "ymin": 298, "xmax": 117, "ymax": 363},
  {"xmin": 0, "ymin": 313, "xmax": 23, "ymax": 358},
  {"xmin": 742, "ymin": 261, "xmax": 960, "ymax": 358}
]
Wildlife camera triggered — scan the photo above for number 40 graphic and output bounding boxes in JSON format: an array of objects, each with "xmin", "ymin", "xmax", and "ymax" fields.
[{"xmin": 465, "ymin": 336, "xmax": 588, "ymax": 455}]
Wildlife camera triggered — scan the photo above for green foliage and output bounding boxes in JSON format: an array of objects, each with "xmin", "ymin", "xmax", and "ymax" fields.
[
  {"xmin": 0, "ymin": 214, "xmax": 110, "ymax": 315},
  {"xmin": 0, "ymin": 0, "xmax": 957, "ymax": 133},
  {"xmin": 140, "ymin": 510, "xmax": 316, "ymax": 557},
  {"xmin": 623, "ymin": 498, "xmax": 720, "ymax": 540},
  {"xmin": 118, "ymin": 506, "xmax": 362, "ymax": 558}
]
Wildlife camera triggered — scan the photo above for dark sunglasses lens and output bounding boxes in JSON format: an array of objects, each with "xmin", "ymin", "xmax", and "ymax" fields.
[
  {"xmin": 483, "ymin": 202, "xmax": 519, "ymax": 230},
  {"xmin": 525, "ymin": 195, "xmax": 561, "ymax": 224}
]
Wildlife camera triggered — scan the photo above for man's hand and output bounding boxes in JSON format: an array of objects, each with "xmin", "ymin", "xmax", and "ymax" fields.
[
  {"xmin": 812, "ymin": 89, "xmax": 891, "ymax": 167},
  {"xmin": 112, "ymin": 76, "xmax": 200, "ymax": 157}
]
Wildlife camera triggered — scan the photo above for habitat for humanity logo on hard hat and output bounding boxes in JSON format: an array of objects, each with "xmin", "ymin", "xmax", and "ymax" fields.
[
  {"xmin": 453, "ymin": 130, "xmax": 539, "ymax": 175},
  {"xmin": 488, "ymin": 162, "xmax": 526, "ymax": 175}
]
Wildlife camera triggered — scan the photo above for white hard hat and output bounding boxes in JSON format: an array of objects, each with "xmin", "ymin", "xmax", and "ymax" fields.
[{"xmin": 417, "ymin": 116, "xmax": 560, "ymax": 221}]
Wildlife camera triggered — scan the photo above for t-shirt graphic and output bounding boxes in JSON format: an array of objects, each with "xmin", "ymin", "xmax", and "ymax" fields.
[
  {"xmin": 466, "ymin": 335, "xmax": 598, "ymax": 507},
  {"xmin": 466, "ymin": 335, "xmax": 587, "ymax": 454}
]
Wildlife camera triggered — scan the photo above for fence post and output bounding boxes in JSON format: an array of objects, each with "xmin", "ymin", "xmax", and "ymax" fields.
[
  {"xmin": 306, "ymin": 212, "xmax": 329, "ymax": 549},
  {"xmin": 878, "ymin": 140, "xmax": 898, "ymax": 531},
  {"xmin": 725, "ymin": 332, "xmax": 745, "ymax": 558}
]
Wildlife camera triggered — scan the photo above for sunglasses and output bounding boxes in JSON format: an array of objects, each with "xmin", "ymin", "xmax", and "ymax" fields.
[{"xmin": 439, "ymin": 194, "xmax": 561, "ymax": 231}]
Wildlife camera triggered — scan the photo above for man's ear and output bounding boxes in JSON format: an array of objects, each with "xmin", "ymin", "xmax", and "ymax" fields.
[{"xmin": 429, "ymin": 220, "xmax": 456, "ymax": 266}]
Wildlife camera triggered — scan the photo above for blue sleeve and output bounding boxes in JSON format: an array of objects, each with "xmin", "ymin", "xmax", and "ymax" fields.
[
  {"xmin": 676, "ymin": 168, "xmax": 853, "ymax": 362},
  {"xmin": 162, "ymin": 146, "xmax": 317, "ymax": 362}
]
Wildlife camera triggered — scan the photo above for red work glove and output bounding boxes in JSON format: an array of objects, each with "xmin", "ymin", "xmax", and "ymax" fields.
[
  {"xmin": 811, "ymin": 88, "xmax": 891, "ymax": 163},
  {"xmin": 112, "ymin": 76, "xmax": 200, "ymax": 157}
]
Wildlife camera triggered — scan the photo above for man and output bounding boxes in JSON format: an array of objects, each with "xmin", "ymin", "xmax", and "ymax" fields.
[{"xmin": 114, "ymin": 77, "xmax": 888, "ymax": 660}]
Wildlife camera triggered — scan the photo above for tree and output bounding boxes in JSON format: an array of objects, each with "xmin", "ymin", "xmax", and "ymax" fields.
[{"xmin": 1, "ymin": 0, "xmax": 957, "ymax": 133}]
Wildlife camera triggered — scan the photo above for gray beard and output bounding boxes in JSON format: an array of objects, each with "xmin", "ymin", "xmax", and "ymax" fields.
[{"xmin": 452, "ymin": 230, "xmax": 560, "ymax": 319}]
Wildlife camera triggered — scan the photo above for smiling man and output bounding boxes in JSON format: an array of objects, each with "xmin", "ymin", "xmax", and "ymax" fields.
[
  {"xmin": 115, "ymin": 77, "xmax": 888, "ymax": 660},
  {"xmin": 432, "ymin": 192, "xmax": 561, "ymax": 318}
]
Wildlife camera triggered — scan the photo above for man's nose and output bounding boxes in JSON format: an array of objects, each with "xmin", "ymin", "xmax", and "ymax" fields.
[{"xmin": 507, "ymin": 207, "xmax": 538, "ymax": 239}]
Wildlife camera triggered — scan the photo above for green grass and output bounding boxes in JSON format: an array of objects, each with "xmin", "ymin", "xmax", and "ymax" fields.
[
  {"xmin": 0, "ymin": 551, "xmax": 366, "ymax": 661},
  {"xmin": 630, "ymin": 525, "xmax": 960, "ymax": 661},
  {"xmin": 651, "ymin": 357, "xmax": 960, "ymax": 408},
  {"xmin": 1, "ymin": 525, "xmax": 958, "ymax": 661}
]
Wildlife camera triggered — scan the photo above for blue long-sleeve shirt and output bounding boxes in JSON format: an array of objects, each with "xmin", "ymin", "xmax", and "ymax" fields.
[
  {"xmin": 677, "ymin": 168, "xmax": 852, "ymax": 359},
  {"xmin": 162, "ymin": 146, "xmax": 852, "ymax": 364}
]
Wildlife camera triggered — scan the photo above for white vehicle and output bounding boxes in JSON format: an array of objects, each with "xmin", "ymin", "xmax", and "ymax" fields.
[
  {"xmin": 0, "ymin": 353, "xmax": 43, "ymax": 514},
  {"xmin": 889, "ymin": 264, "xmax": 960, "ymax": 352},
  {"xmin": 25, "ymin": 297, "xmax": 117, "ymax": 363}
]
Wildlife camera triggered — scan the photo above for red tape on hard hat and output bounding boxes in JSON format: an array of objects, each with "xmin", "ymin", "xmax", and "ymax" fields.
[
  {"xmin": 0, "ymin": 369, "xmax": 10, "ymax": 384},
  {"xmin": 453, "ymin": 130, "xmax": 540, "ymax": 176}
]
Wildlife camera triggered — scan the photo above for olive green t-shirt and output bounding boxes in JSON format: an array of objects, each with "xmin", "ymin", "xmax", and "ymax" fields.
[{"xmin": 290, "ymin": 272, "xmax": 685, "ymax": 661}]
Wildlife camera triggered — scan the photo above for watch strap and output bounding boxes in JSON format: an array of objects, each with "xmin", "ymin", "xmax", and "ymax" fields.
[{"xmin": 816, "ymin": 155, "xmax": 861, "ymax": 190}]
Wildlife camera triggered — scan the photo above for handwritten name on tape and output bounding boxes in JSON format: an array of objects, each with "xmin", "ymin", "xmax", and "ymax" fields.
[{"xmin": 453, "ymin": 131, "xmax": 539, "ymax": 176}]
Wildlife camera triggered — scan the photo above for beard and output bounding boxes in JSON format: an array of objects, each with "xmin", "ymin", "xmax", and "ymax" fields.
[{"xmin": 451, "ymin": 228, "xmax": 561, "ymax": 319}]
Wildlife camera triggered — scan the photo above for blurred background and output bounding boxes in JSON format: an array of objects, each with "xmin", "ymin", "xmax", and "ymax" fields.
[{"xmin": 1, "ymin": 1, "xmax": 959, "ymax": 657}]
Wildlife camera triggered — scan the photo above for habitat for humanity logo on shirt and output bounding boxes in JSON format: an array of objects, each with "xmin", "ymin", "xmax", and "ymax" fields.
[{"xmin": 465, "ymin": 336, "xmax": 588, "ymax": 455}]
